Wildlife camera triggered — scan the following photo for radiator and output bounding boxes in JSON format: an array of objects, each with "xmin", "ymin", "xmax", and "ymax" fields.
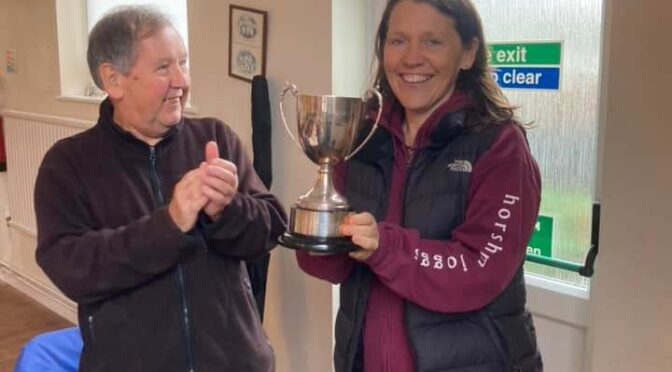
[{"xmin": 2, "ymin": 110, "xmax": 92, "ymax": 235}]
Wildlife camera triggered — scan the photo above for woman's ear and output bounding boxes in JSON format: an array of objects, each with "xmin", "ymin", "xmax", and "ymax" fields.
[
  {"xmin": 98, "ymin": 63, "xmax": 124, "ymax": 99},
  {"xmin": 460, "ymin": 37, "xmax": 480, "ymax": 71}
]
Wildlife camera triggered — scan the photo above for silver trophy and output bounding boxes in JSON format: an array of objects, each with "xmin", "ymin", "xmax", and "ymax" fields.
[{"xmin": 278, "ymin": 82, "xmax": 383, "ymax": 254}]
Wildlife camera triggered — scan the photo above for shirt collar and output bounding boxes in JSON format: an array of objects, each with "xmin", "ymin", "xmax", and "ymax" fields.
[{"xmin": 97, "ymin": 98, "xmax": 182, "ymax": 148}]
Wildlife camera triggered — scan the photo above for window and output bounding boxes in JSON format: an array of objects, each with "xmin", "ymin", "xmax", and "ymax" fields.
[
  {"xmin": 474, "ymin": 0, "xmax": 604, "ymax": 292},
  {"xmin": 55, "ymin": 0, "xmax": 188, "ymax": 100}
]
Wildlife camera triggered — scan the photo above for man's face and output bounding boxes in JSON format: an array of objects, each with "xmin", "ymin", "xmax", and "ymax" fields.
[{"xmin": 113, "ymin": 26, "xmax": 190, "ymax": 141}]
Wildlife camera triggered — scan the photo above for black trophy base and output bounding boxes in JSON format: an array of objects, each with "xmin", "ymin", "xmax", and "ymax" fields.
[{"xmin": 278, "ymin": 232, "xmax": 358, "ymax": 255}]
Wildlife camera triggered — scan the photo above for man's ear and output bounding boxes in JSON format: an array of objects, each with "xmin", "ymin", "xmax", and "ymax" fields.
[{"xmin": 98, "ymin": 63, "xmax": 124, "ymax": 99}]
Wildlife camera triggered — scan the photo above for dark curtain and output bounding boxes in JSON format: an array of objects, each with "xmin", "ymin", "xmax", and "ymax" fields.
[{"xmin": 247, "ymin": 76, "xmax": 273, "ymax": 321}]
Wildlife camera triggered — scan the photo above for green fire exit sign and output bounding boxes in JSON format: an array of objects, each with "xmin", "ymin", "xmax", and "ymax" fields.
[
  {"xmin": 488, "ymin": 42, "xmax": 562, "ymax": 66},
  {"xmin": 527, "ymin": 215, "xmax": 553, "ymax": 257}
]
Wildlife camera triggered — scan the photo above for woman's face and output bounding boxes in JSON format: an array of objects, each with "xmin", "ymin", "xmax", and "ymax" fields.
[{"xmin": 383, "ymin": 0, "xmax": 477, "ymax": 121}]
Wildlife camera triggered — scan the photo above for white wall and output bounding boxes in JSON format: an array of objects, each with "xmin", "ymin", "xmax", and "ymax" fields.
[
  {"xmin": 588, "ymin": 1, "xmax": 672, "ymax": 371},
  {"xmin": 0, "ymin": 1, "xmax": 82, "ymax": 320},
  {"xmin": 332, "ymin": 0, "xmax": 368, "ymax": 97},
  {"xmin": 0, "ymin": 173, "xmax": 9, "ymax": 270}
]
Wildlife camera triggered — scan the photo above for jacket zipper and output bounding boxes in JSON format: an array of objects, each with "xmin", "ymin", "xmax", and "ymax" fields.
[
  {"xmin": 398, "ymin": 148, "xmax": 420, "ymax": 371},
  {"xmin": 176, "ymin": 266, "xmax": 195, "ymax": 372},
  {"xmin": 401, "ymin": 145, "xmax": 417, "ymax": 221},
  {"xmin": 87, "ymin": 314, "xmax": 95, "ymax": 343},
  {"xmin": 149, "ymin": 147, "xmax": 164, "ymax": 203},
  {"xmin": 404, "ymin": 146, "xmax": 416, "ymax": 169},
  {"xmin": 149, "ymin": 146, "xmax": 195, "ymax": 372}
]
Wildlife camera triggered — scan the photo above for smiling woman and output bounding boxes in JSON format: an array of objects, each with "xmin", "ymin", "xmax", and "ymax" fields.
[{"xmin": 297, "ymin": 1, "xmax": 543, "ymax": 371}]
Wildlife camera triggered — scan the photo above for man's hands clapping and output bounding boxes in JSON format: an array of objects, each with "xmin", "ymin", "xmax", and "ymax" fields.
[
  {"xmin": 200, "ymin": 141, "xmax": 239, "ymax": 221},
  {"xmin": 168, "ymin": 141, "xmax": 239, "ymax": 232}
]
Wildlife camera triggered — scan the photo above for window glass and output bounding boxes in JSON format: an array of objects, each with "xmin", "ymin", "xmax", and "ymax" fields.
[{"xmin": 473, "ymin": 0, "xmax": 604, "ymax": 290}]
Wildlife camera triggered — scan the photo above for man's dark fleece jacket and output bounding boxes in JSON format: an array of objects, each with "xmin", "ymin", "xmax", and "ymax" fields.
[{"xmin": 34, "ymin": 99, "xmax": 287, "ymax": 372}]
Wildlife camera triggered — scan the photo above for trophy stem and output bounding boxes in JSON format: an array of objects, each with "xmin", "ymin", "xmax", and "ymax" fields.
[{"xmin": 297, "ymin": 161, "xmax": 348, "ymax": 211}]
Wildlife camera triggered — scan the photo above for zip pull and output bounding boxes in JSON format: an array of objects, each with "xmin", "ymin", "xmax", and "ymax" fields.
[
  {"xmin": 149, "ymin": 146, "xmax": 157, "ymax": 165},
  {"xmin": 88, "ymin": 315, "xmax": 95, "ymax": 342},
  {"xmin": 405, "ymin": 146, "xmax": 416, "ymax": 169},
  {"xmin": 148, "ymin": 146, "xmax": 165, "ymax": 205}
]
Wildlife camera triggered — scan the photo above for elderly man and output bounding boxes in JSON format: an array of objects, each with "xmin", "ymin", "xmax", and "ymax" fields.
[{"xmin": 34, "ymin": 6, "xmax": 286, "ymax": 371}]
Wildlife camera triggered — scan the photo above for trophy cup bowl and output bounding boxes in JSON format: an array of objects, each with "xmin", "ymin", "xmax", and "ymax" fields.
[{"xmin": 278, "ymin": 82, "xmax": 383, "ymax": 254}]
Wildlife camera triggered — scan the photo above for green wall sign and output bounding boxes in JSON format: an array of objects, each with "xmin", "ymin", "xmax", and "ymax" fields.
[
  {"xmin": 527, "ymin": 215, "xmax": 553, "ymax": 257},
  {"xmin": 488, "ymin": 42, "xmax": 562, "ymax": 66}
]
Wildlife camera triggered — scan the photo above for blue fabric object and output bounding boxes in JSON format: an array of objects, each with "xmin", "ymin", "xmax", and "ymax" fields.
[{"xmin": 14, "ymin": 327, "xmax": 82, "ymax": 372}]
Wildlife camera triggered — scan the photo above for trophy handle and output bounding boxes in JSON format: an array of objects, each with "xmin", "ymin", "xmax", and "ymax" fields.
[
  {"xmin": 279, "ymin": 81, "xmax": 304, "ymax": 151},
  {"xmin": 345, "ymin": 87, "xmax": 383, "ymax": 161}
]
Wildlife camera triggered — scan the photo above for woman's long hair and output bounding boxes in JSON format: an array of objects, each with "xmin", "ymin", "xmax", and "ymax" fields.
[{"xmin": 373, "ymin": 0, "xmax": 520, "ymax": 129}]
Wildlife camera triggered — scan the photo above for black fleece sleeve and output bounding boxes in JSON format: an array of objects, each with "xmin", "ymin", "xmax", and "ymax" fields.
[
  {"xmin": 202, "ymin": 124, "xmax": 287, "ymax": 260},
  {"xmin": 34, "ymin": 144, "xmax": 198, "ymax": 305}
]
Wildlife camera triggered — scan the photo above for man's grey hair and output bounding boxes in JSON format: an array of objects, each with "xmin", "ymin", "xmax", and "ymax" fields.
[{"xmin": 87, "ymin": 5, "xmax": 175, "ymax": 89}]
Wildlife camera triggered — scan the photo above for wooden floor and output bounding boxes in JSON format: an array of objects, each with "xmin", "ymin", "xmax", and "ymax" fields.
[{"xmin": 0, "ymin": 282, "xmax": 73, "ymax": 371}]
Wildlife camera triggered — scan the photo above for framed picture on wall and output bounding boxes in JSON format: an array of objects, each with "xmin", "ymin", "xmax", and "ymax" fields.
[{"xmin": 228, "ymin": 5, "xmax": 267, "ymax": 82}]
